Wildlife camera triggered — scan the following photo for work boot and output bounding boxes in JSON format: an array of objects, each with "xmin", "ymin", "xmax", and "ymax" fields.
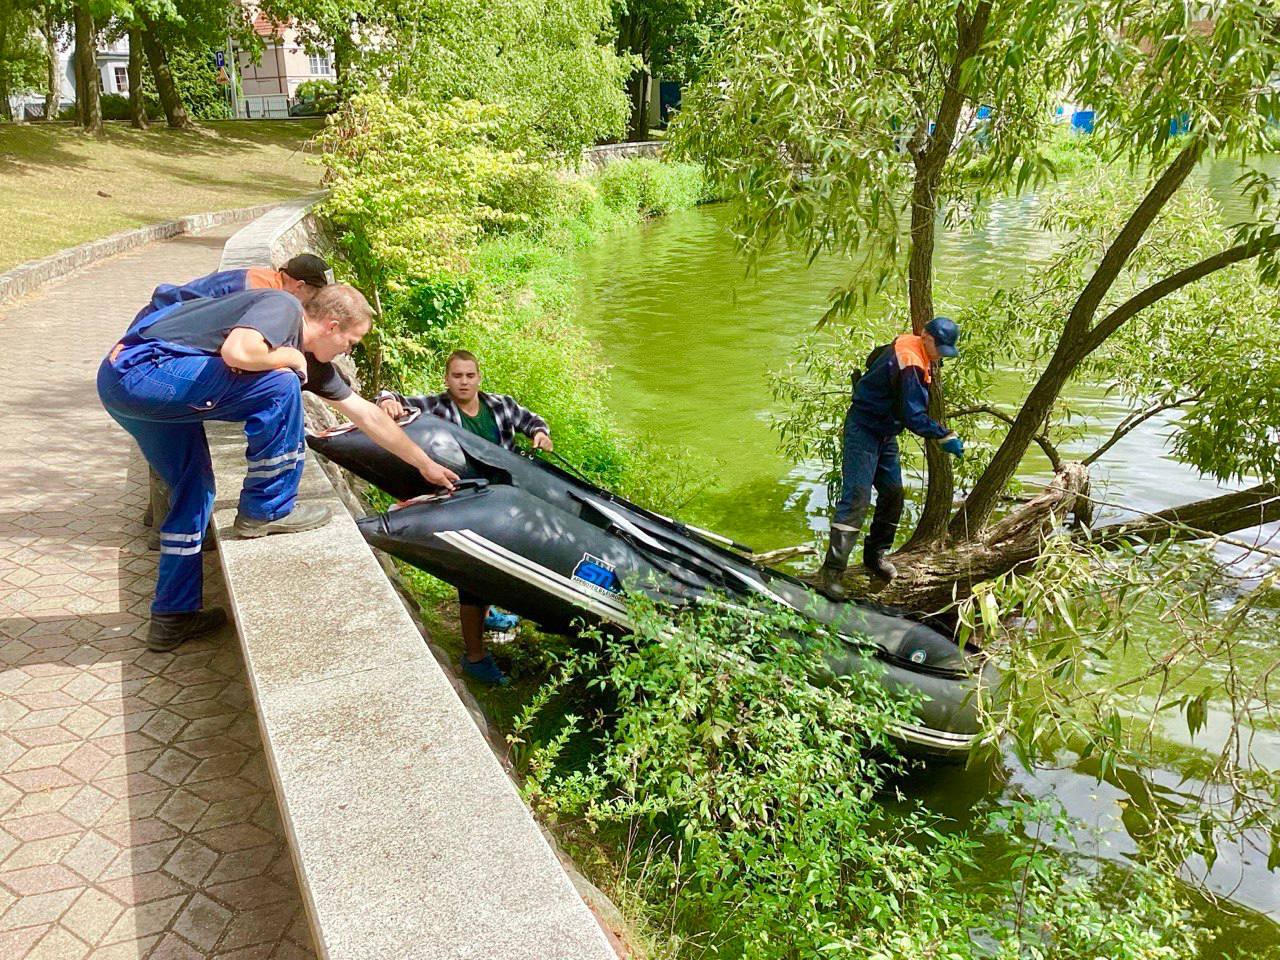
[
  {"xmin": 863, "ymin": 487, "xmax": 903, "ymax": 583},
  {"xmin": 233, "ymin": 503, "xmax": 333, "ymax": 539},
  {"xmin": 863, "ymin": 550, "xmax": 898, "ymax": 583},
  {"xmin": 816, "ymin": 525, "xmax": 858, "ymax": 602},
  {"xmin": 148, "ymin": 608, "xmax": 228, "ymax": 653}
]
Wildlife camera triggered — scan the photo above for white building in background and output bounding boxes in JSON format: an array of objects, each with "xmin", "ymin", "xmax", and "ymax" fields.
[
  {"xmin": 233, "ymin": 10, "xmax": 335, "ymax": 118},
  {"xmin": 9, "ymin": 36, "xmax": 131, "ymax": 120}
]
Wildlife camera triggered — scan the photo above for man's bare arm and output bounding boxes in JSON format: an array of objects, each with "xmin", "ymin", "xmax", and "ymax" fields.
[{"xmin": 220, "ymin": 328, "xmax": 307, "ymax": 375}]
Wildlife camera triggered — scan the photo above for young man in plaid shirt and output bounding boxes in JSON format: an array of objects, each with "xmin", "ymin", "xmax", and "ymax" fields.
[{"xmin": 376, "ymin": 350, "xmax": 552, "ymax": 685}]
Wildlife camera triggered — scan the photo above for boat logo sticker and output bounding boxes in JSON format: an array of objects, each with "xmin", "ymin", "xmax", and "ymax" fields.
[{"xmin": 572, "ymin": 553, "xmax": 622, "ymax": 595}]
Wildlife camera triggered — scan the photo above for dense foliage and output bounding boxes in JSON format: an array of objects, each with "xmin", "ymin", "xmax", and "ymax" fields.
[
  {"xmin": 267, "ymin": 0, "xmax": 632, "ymax": 155},
  {"xmin": 514, "ymin": 598, "xmax": 1202, "ymax": 958},
  {"xmin": 314, "ymin": 91, "xmax": 714, "ymax": 506}
]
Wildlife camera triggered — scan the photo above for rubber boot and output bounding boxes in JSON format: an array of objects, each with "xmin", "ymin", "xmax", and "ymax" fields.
[
  {"xmin": 863, "ymin": 550, "xmax": 898, "ymax": 582},
  {"xmin": 817, "ymin": 525, "xmax": 857, "ymax": 601},
  {"xmin": 863, "ymin": 485, "xmax": 903, "ymax": 582}
]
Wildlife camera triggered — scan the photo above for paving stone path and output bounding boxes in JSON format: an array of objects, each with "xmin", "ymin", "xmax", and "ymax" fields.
[{"xmin": 0, "ymin": 229, "xmax": 318, "ymax": 959}]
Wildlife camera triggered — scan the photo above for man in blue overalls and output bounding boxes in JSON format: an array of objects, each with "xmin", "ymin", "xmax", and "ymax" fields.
[
  {"xmin": 134, "ymin": 253, "xmax": 333, "ymax": 323},
  {"xmin": 98, "ymin": 284, "xmax": 460, "ymax": 652},
  {"xmin": 136, "ymin": 254, "xmax": 333, "ymax": 537},
  {"xmin": 817, "ymin": 317, "xmax": 965, "ymax": 600}
]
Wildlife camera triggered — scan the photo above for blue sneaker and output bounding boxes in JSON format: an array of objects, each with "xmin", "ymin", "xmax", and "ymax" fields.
[
  {"xmin": 460, "ymin": 652, "xmax": 510, "ymax": 686},
  {"xmin": 484, "ymin": 607, "xmax": 520, "ymax": 631}
]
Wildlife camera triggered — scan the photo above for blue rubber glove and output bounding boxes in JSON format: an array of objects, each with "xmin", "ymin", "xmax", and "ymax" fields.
[{"xmin": 940, "ymin": 434, "xmax": 964, "ymax": 459}]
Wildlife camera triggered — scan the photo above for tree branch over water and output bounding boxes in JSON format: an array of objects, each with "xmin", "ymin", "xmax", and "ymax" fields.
[
  {"xmin": 1080, "ymin": 390, "xmax": 1205, "ymax": 467},
  {"xmin": 951, "ymin": 404, "xmax": 1063, "ymax": 472},
  {"xmin": 1092, "ymin": 482, "xmax": 1280, "ymax": 548}
]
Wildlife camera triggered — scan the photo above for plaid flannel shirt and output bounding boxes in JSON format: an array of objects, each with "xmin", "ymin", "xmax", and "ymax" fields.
[{"xmin": 375, "ymin": 389, "xmax": 550, "ymax": 451}]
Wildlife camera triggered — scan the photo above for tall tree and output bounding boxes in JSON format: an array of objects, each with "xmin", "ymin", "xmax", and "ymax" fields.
[
  {"xmin": 136, "ymin": 8, "xmax": 190, "ymax": 128},
  {"xmin": 0, "ymin": 0, "xmax": 45, "ymax": 121},
  {"xmin": 40, "ymin": 5, "xmax": 61, "ymax": 119},
  {"xmin": 676, "ymin": 0, "xmax": 1280, "ymax": 609},
  {"xmin": 614, "ymin": 0, "xmax": 725, "ymax": 141},
  {"xmin": 72, "ymin": 1, "xmax": 100, "ymax": 131},
  {"xmin": 126, "ymin": 22, "xmax": 145, "ymax": 126}
]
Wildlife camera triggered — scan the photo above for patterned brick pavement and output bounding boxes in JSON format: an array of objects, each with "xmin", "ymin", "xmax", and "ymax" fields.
[{"xmin": 0, "ymin": 230, "xmax": 318, "ymax": 958}]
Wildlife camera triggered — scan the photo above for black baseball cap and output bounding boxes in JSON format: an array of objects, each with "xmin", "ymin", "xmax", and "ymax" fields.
[{"xmin": 280, "ymin": 253, "xmax": 331, "ymax": 287}]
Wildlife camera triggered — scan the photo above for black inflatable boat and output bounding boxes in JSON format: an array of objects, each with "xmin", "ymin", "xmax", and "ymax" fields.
[{"xmin": 308, "ymin": 412, "xmax": 993, "ymax": 760}]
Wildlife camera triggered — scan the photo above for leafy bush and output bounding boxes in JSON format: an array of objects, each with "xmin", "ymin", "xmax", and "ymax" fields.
[
  {"xmin": 58, "ymin": 95, "xmax": 162, "ymax": 122},
  {"xmin": 168, "ymin": 46, "xmax": 232, "ymax": 120},
  {"xmin": 514, "ymin": 597, "xmax": 1201, "ymax": 959},
  {"xmin": 315, "ymin": 93, "xmax": 548, "ymax": 389},
  {"xmin": 596, "ymin": 157, "xmax": 711, "ymax": 218},
  {"xmin": 294, "ymin": 79, "xmax": 340, "ymax": 115}
]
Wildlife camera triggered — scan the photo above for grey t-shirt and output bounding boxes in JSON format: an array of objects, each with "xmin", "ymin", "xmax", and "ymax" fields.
[{"xmin": 137, "ymin": 289, "xmax": 352, "ymax": 401}]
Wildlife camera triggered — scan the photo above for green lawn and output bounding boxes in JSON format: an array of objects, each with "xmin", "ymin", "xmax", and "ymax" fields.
[{"xmin": 0, "ymin": 119, "xmax": 325, "ymax": 272}]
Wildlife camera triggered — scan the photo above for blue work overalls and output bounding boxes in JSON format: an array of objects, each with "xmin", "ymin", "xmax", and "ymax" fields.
[
  {"xmin": 97, "ymin": 302, "xmax": 305, "ymax": 614},
  {"xmin": 133, "ymin": 267, "xmax": 285, "ymax": 324}
]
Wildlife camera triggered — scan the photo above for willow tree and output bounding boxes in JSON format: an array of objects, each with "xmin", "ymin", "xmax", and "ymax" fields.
[{"xmin": 673, "ymin": 0, "xmax": 1280, "ymax": 611}]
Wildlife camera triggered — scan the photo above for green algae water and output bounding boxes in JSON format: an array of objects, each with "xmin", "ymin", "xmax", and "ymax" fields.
[{"xmin": 574, "ymin": 159, "xmax": 1280, "ymax": 952}]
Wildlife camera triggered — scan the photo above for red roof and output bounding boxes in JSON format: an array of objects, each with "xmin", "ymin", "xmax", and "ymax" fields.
[{"xmin": 251, "ymin": 12, "xmax": 287, "ymax": 39}]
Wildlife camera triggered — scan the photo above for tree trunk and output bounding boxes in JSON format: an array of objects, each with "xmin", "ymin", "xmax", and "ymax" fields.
[
  {"xmin": 41, "ymin": 11, "xmax": 60, "ymax": 120},
  {"xmin": 138, "ymin": 15, "xmax": 192, "ymax": 129},
  {"xmin": 616, "ymin": 12, "xmax": 651, "ymax": 142},
  {"xmin": 1094, "ymin": 483, "xmax": 1280, "ymax": 545},
  {"xmin": 333, "ymin": 28, "xmax": 354, "ymax": 98},
  {"xmin": 0, "ymin": 10, "xmax": 12, "ymax": 122},
  {"xmin": 899, "ymin": 2, "xmax": 992, "ymax": 547},
  {"xmin": 865, "ymin": 463, "xmax": 1090, "ymax": 614},
  {"xmin": 127, "ymin": 27, "xmax": 147, "ymax": 128},
  {"xmin": 842, "ymin": 468, "xmax": 1277, "ymax": 616},
  {"xmin": 73, "ymin": 3, "xmax": 101, "ymax": 133},
  {"xmin": 628, "ymin": 69, "xmax": 650, "ymax": 142}
]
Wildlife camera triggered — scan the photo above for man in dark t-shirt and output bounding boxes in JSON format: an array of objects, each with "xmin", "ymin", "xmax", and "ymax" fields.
[
  {"xmin": 97, "ymin": 286, "xmax": 460, "ymax": 653},
  {"xmin": 375, "ymin": 350, "xmax": 552, "ymax": 686}
]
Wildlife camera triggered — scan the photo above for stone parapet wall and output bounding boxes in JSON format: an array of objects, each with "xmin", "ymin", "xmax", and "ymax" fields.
[
  {"xmin": 207, "ymin": 209, "xmax": 624, "ymax": 959},
  {"xmin": 578, "ymin": 140, "xmax": 664, "ymax": 170}
]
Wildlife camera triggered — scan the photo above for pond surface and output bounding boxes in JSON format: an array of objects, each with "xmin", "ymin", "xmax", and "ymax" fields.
[{"xmin": 574, "ymin": 159, "xmax": 1280, "ymax": 951}]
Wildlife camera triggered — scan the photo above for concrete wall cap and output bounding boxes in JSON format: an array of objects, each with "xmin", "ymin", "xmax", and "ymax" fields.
[{"xmin": 211, "ymin": 202, "xmax": 619, "ymax": 960}]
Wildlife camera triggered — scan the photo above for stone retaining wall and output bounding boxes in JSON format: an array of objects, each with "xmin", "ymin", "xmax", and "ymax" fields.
[
  {"xmin": 207, "ymin": 208, "xmax": 624, "ymax": 959},
  {"xmin": 0, "ymin": 203, "xmax": 280, "ymax": 307},
  {"xmin": 578, "ymin": 140, "xmax": 664, "ymax": 170}
]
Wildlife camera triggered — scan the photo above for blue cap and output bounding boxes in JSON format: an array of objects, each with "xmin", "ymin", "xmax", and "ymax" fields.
[{"xmin": 925, "ymin": 316, "xmax": 960, "ymax": 357}]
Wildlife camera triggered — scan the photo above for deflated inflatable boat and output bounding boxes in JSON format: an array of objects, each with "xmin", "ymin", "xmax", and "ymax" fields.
[{"xmin": 308, "ymin": 413, "xmax": 993, "ymax": 760}]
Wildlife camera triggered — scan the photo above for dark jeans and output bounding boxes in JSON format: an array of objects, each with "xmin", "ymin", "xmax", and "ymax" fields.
[{"xmin": 833, "ymin": 413, "xmax": 905, "ymax": 558}]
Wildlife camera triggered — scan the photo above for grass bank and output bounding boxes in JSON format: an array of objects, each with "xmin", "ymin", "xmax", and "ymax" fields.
[{"xmin": 0, "ymin": 120, "xmax": 322, "ymax": 270}]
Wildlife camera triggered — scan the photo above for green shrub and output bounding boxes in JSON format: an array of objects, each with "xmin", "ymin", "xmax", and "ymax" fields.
[
  {"xmin": 168, "ymin": 47, "xmax": 232, "ymax": 120},
  {"xmin": 515, "ymin": 598, "xmax": 1201, "ymax": 959},
  {"xmin": 595, "ymin": 157, "xmax": 710, "ymax": 217},
  {"xmin": 58, "ymin": 94, "xmax": 162, "ymax": 122},
  {"xmin": 294, "ymin": 79, "xmax": 340, "ymax": 115}
]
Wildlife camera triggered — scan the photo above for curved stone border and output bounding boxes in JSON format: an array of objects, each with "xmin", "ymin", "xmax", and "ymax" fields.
[
  {"xmin": 0, "ymin": 202, "xmax": 285, "ymax": 307},
  {"xmin": 579, "ymin": 140, "xmax": 664, "ymax": 171},
  {"xmin": 207, "ymin": 210, "xmax": 620, "ymax": 959}
]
